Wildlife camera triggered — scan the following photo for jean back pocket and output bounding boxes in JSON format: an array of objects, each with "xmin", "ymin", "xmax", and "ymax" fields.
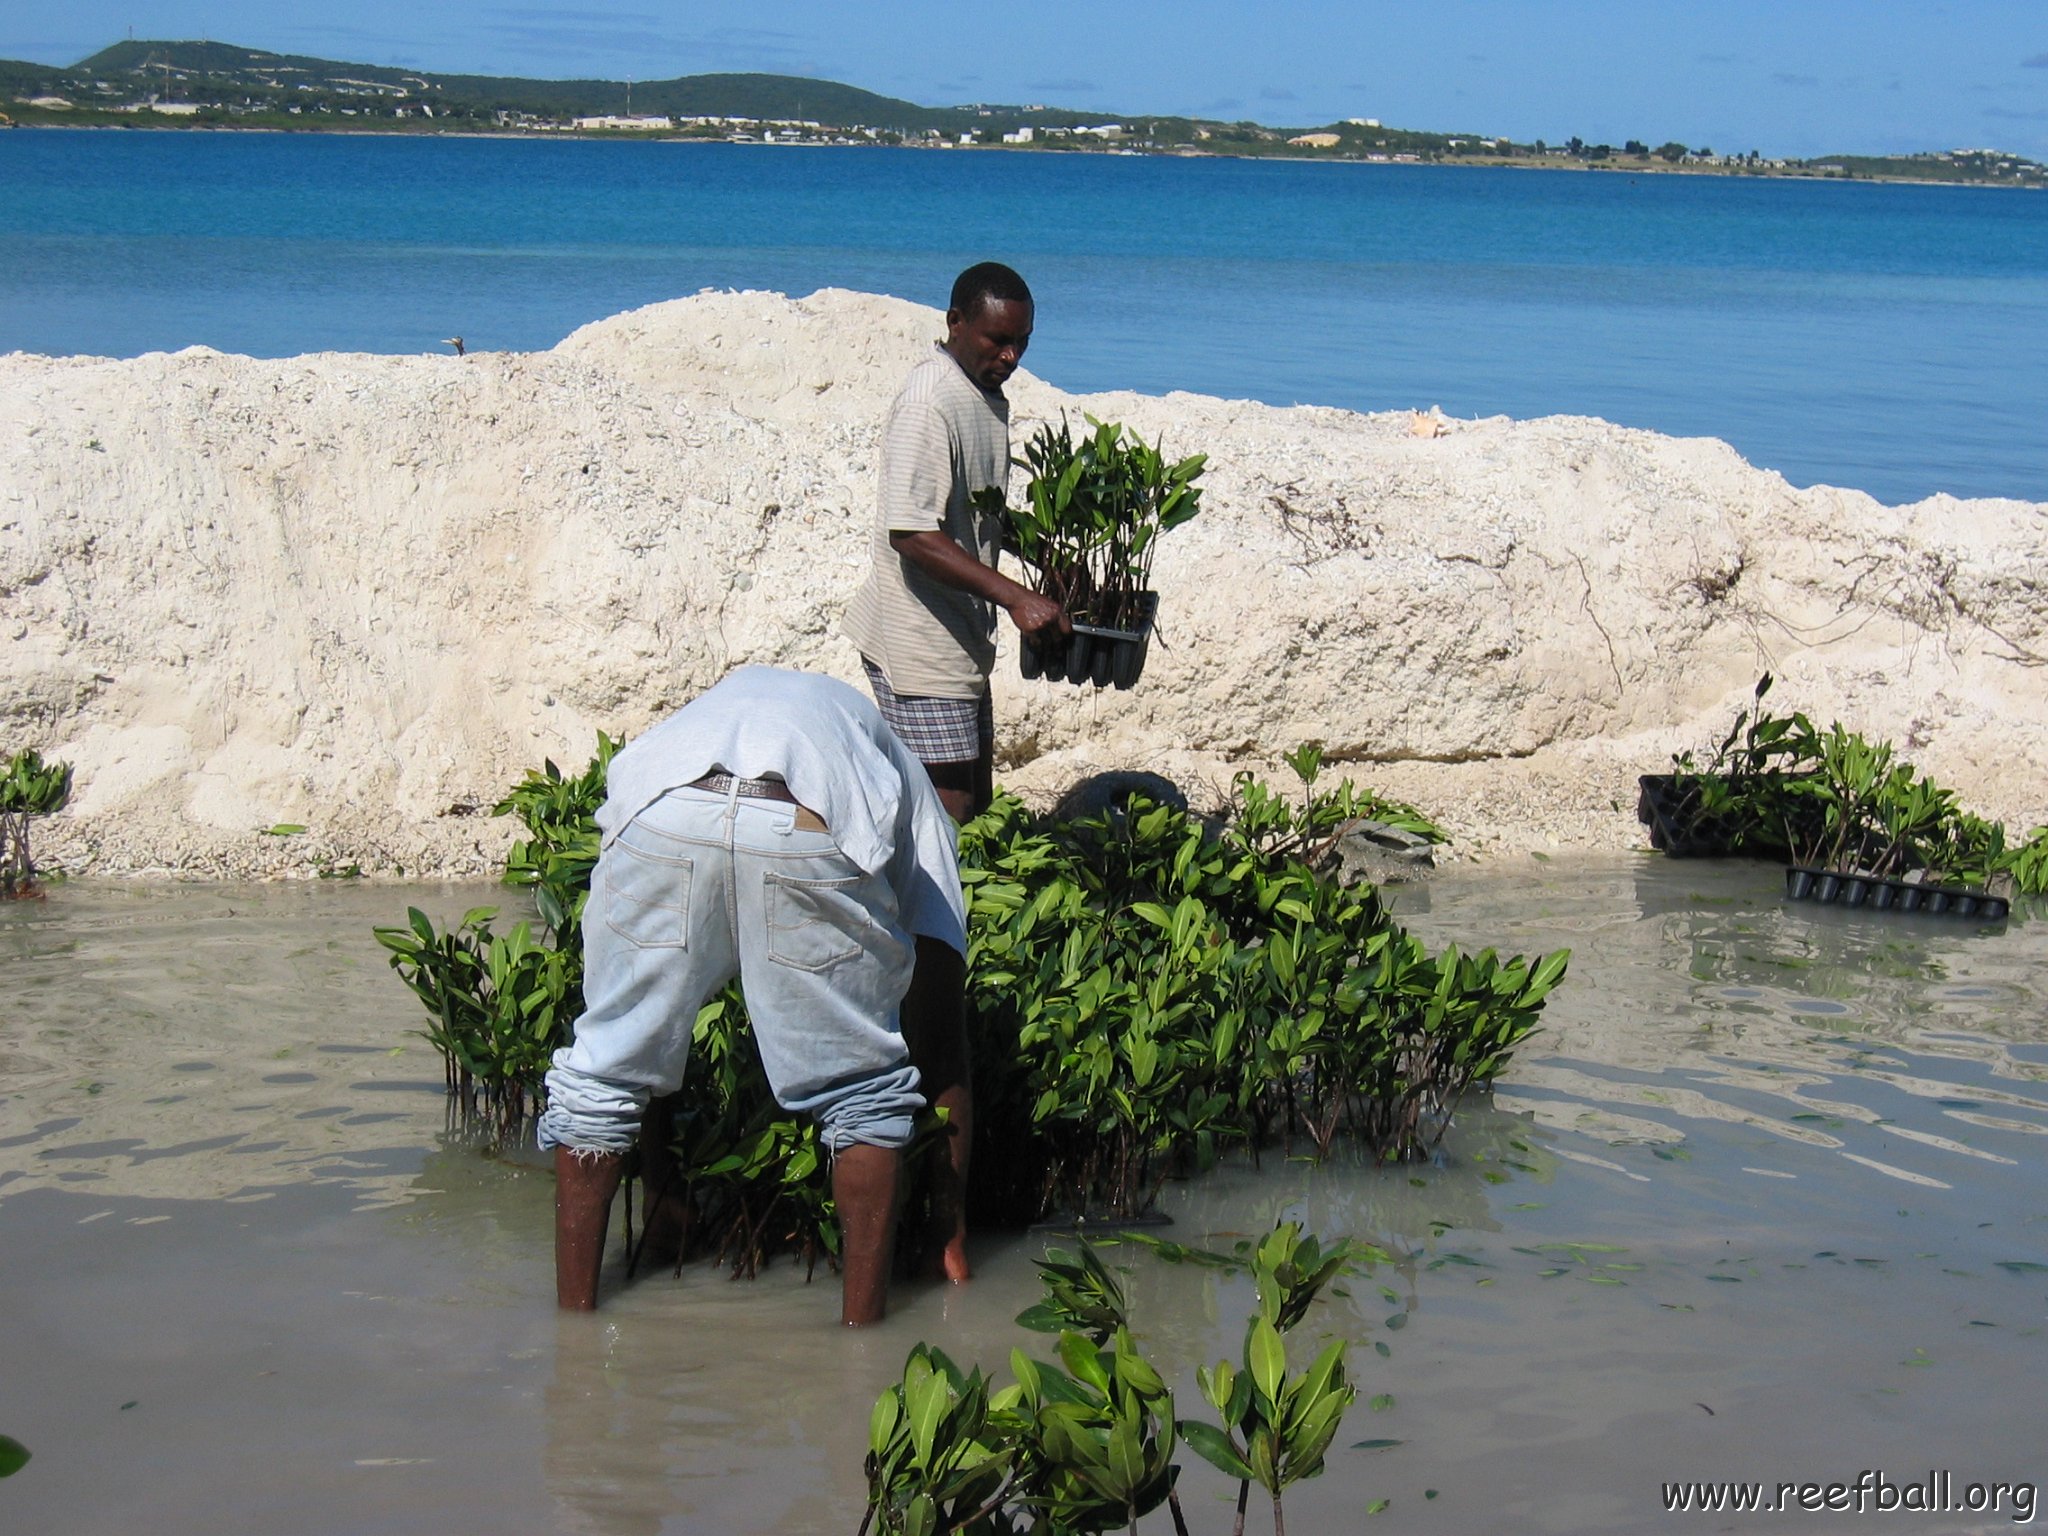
[
  {"xmin": 763, "ymin": 872, "xmax": 872, "ymax": 972},
  {"xmin": 600, "ymin": 851, "xmax": 694, "ymax": 950}
]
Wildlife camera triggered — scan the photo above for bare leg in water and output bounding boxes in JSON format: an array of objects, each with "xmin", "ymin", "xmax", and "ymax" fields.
[
  {"xmin": 832, "ymin": 1141, "xmax": 904, "ymax": 1325},
  {"xmin": 909, "ymin": 754, "xmax": 986, "ymax": 1283},
  {"xmin": 902, "ymin": 933, "xmax": 974, "ymax": 1284},
  {"xmin": 635, "ymin": 1093, "xmax": 691, "ymax": 1265},
  {"xmin": 554, "ymin": 1125, "xmax": 903, "ymax": 1324}
]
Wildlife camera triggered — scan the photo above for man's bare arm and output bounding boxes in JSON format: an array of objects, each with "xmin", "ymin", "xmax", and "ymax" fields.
[{"xmin": 890, "ymin": 529, "xmax": 1070, "ymax": 639}]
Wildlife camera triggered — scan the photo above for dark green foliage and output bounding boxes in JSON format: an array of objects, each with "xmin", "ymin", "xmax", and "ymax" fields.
[
  {"xmin": 372, "ymin": 905, "xmax": 576, "ymax": 1139},
  {"xmin": 1014, "ymin": 1243, "xmax": 1129, "ymax": 1344},
  {"xmin": 1, "ymin": 747, "xmax": 73, "ymax": 898},
  {"xmin": 961, "ymin": 766, "xmax": 1564, "ymax": 1219},
  {"xmin": 861, "ymin": 1346, "xmax": 1018, "ymax": 1536},
  {"xmin": 493, "ymin": 731, "xmax": 619, "ymax": 935},
  {"xmin": 863, "ymin": 1227, "xmax": 1361, "ymax": 1535},
  {"xmin": 1658, "ymin": 676, "xmax": 2048, "ymax": 893},
  {"xmin": 1659, "ymin": 674, "xmax": 1825, "ymax": 859},
  {"xmin": 994, "ymin": 415, "xmax": 1205, "ymax": 630}
]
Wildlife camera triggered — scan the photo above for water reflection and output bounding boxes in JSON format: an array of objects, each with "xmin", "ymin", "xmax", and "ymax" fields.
[{"xmin": 1394, "ymin": 858, "xmax": 2048, "ymax": 1196}]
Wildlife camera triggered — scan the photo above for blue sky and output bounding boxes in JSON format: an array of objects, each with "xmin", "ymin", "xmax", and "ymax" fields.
[{"xmin": 6, "ymin": 1, "xmax": 2046, "ymax": 159}]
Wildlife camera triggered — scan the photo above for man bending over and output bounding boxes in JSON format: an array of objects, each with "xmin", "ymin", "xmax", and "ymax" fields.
[{"xmin": 537, "ymin": 666, "xmax": 966, "ymax": 1325}]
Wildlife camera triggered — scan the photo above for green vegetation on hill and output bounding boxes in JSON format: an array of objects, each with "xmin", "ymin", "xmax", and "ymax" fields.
[{"xmin": 3, "ymin": 37, "xmax": 2041, "ymax": 185}]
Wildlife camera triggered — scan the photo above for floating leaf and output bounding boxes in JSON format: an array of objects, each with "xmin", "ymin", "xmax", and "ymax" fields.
[
  {"xmin": 1705, "ymin": 1274, "xmax": 1742, "ymax": 1283},
  {"xmin": 1373, "ymin": 1341, "xmax": 1391, "ymax": 1359},
  {"xmin": 0, "ymin": 1436, "xmax": 28, "ymax": 1478},
  {"xmin": 1370, "ymin": 1393, "xmax": 1395, "ymax": 1412},
  {"xmin": 1367, "ymin": 1498, "xmax": 1390, "ymax": 1514},
  {"xmin": 1995, "ymin": 1261, "xmax": 2048, "ymax": 1275},
  {"xmin": 1351, "ymin": 1439, "xmax": 1404, "ymax": 1451}
]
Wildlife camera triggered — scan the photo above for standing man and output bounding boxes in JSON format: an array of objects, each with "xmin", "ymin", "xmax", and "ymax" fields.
[
  {"xmin": 842, "ymin": 262, "xmax": 1068, "ymax": 1283},
  {"xmin": 538, "ymin": 666, "xmax": 966, "ymax": 1326}
]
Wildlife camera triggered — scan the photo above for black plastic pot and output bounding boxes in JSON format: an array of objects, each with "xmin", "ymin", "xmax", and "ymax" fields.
[
  {"xmin": 1782, "ymin": 865, "xmax": 2010, "ymax": 923},
  {"xmin": 1020, "ymin": 591, "xmax": 1158, "ymax": 691}
]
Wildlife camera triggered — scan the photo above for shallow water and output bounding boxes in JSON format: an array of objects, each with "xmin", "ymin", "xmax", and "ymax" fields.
[{"xmin": 3, "ymin": 864, "xmax": 2044, "ymax": 1534}]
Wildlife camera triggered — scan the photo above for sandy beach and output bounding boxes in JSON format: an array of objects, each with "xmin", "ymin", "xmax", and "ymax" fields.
[{"xmin": 4, "ymin": 286, "xmax": 2045, "ymax": 877}]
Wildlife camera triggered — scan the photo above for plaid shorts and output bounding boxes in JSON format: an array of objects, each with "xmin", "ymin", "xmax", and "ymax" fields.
[{"xmin": 862, "ymin": 659, "xmax": 994, "ymax": 765}]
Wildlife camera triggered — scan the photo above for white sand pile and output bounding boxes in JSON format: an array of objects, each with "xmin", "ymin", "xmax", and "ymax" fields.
[{"xmin": 4, "ymin": 287, "xmax": 2044, "ymax": 878}]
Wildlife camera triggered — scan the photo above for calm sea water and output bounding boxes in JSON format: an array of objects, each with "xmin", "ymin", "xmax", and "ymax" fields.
[{"xmin": 3, "ymin": 128, "xmax": 2044, "ymax": 505}]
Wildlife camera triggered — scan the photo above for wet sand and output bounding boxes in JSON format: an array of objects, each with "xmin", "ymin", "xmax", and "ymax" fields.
[{"xmin": 3, "ymin": 863, "xmax": 2043, "ymax": 1534}]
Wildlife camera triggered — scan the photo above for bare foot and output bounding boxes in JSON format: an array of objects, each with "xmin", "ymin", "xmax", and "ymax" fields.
[{"xmin": 921, "ymin": 1234, "xmax": 972, "ymax": 1284}]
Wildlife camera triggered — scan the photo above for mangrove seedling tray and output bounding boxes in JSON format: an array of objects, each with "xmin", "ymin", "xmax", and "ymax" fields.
[
  {"xmin": 1637, "ymin": 773, "xmax": 1736, "ymax": 857},
  {"xmin": 1019, "ymin": 590, "xmax": 1158, "ymax": 691},
  {"xmin": 1783, "ymin": 866, "xmax": 2010, "ymax": 922}
]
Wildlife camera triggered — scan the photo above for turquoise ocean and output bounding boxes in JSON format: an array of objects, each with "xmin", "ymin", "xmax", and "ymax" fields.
[{"xmin": 3, "ymin": 128, "xmax": 2044, "ymax": 506}]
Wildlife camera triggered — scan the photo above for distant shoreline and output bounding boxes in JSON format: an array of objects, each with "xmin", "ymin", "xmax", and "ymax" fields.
[{"xmin": 12, "ymin": 119, "xmax": 2043, "ymax": 190}]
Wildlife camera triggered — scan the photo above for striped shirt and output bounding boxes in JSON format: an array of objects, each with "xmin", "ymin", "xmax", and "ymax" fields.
[{"xmin": 841, "ymin": 346, "xmax": 1011, "ymax": 699}]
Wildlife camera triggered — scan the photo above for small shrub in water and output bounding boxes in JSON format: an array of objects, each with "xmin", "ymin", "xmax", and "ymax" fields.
[
  {"xmin": 1, "ymin": 747, "xmax": 73, "ymax": 898},
  {"xmin": 862, "ymin": 1226, "xmax": 1363, "ymax": 1535}
]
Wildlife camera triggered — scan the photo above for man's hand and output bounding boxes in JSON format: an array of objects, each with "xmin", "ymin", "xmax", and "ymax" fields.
[{"xmin": 1007, "ymin": 590, "xmax": 1070, "ymax": 640}]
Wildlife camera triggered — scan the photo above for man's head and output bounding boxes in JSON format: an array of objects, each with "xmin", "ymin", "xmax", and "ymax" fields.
[{"xmin": 944, "ymin": 262, "xmax": 1034, "ymax": 392}]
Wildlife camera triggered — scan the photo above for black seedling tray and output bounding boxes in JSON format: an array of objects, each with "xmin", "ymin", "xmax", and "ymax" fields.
[
  {"xmin": 1783, "ymin": 865, "xmax": 2010, "ymax": 922},
  {"xmin": 1638, "ymin": 774, "xmax": 1737, "ymax": 857},
  {"xmin": 1020, "ymin": 591, "xmax": 1158, "ymax": 691}
]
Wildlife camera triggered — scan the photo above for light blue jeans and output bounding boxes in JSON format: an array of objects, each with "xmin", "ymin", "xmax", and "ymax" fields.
[{"xmin": 536, "ymin": 783, "xmax": 924, "ymax": 1154}]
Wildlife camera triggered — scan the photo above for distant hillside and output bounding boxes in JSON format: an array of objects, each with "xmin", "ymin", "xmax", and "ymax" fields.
[
  {"xmin": 65, "ymin": 39, "xmax": 1097, "ymax": 133},
  {"xmin": 0, "ymin": 56, "xmax": 63, "ymax": 89},
  {"xmin": 5, "ymin": 38, "xmax": 2040, "ymax": 185}
]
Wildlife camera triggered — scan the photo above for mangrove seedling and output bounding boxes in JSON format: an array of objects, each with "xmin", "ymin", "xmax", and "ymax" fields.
[
  {"xmin": 1, "ymin": 747, "xmax": 73, "ymax": 898},
  {"xmin": 996, "ymin": 414, "xmax": 1205, "ymax": 631},
  {"xmin": 862, "ymin": 1228, "xmax": 1369, "ymax": 1536},
  {"xmin": 1015, "ymin": 1241, "xmax": 1131, "ymax": 1345}
]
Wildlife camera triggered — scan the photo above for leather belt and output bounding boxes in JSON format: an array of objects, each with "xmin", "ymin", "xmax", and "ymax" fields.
[{"xmin": 688, "ymin": 771, "xmax": 798, "ymax": 804}]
